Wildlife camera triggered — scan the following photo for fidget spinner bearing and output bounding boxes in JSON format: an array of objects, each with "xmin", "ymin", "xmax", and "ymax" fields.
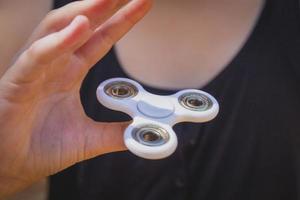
[{"xmin": 97, "ymin": 78, "xmax": 219, "ymax": 159}]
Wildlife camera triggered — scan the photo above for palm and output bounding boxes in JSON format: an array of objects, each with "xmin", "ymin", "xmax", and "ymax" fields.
[
  {"xmin": 28, "ymin": 91, "xmax": 94, "ymax": 177},
  {"xmin": 0, "ymin": 52, "xmax": 124, "ymax": 181}
]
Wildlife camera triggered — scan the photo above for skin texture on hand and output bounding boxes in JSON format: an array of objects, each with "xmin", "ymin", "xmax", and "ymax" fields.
[{"xmin": 0, "ymin": 0, "xmax": 152, "ymax": 198}]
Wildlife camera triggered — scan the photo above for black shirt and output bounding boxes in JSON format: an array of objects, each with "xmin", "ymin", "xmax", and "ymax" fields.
[{"xmin": 49, "ymin": 0, "xmax": 300, "ymax": 199}]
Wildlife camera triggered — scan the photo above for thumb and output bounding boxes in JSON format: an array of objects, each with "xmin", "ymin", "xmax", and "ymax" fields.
[{"xmin": 79, "ymin": 118, "xmax": 129, "ymax": 161}]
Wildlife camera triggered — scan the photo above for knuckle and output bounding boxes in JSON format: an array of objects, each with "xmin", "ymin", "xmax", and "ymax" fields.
[
  {"xmin": 101, "ymin": 33, "xmax": 114, "ymax": 49},
  {"xmin": 45, "ymin": 9, "xmax": 58, "ymax": 22},
  {"xmin": 26, "ymin": 42, "xmax": 47, "ymax": 65},
  {"xmin": 95, "ymin": 30, "xmax": 115, "ymax": 51},
  {"xmin": 121, "ymin": 13, "xmax": 136, "ymax": 27},
  {"xmin": 26, "ymin": 42, "xmax": 40, "ymax": 58}
]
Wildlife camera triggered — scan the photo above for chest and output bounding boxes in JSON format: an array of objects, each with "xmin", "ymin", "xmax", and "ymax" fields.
[{"xmin": 115, "ymin": 0, "xmax": 265, "ymax": 90}]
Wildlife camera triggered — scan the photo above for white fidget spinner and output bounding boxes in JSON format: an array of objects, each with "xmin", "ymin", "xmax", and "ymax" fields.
[{"xmin": 96, "ymin": 78, "xmax": 219, "ymax": 159}]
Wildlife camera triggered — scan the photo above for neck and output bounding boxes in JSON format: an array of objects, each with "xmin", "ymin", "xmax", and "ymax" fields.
[{"xmin": 115, "ymin": 0, "xmax": 266, "ymax": 89}]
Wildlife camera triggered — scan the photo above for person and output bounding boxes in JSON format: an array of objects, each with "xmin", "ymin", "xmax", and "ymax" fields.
[
  {"xmin": 49, "ymin": 0, "xmax": 300, "ymax": 200},
  {"xmin": 2, "ymin": 0, "xmax": 300, "ymax": 199},
  {"xmin": 49, "ymin": 0, "xmax": 300, "ymax": 199},
  {"xmin": 0, "ymin": 0, "xmax": 152, "ymax": 198}
]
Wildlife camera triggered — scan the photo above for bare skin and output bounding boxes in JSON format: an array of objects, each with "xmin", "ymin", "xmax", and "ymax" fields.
[
  {"xmin": 0, "ymin": 0, "xmax": 152, "ymax": 198},
  {"xmin": 0, "ymin": 0, "xmax": 266, "ymax": 197},
  {"xmin": 116, "ymin": 0, "xmax": 265, "ymax": 89}
]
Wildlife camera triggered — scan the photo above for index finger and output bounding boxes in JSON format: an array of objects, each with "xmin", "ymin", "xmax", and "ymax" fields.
[{"xmin": 76, "ymin": 0, "xmax": 153, "ymax": 68}]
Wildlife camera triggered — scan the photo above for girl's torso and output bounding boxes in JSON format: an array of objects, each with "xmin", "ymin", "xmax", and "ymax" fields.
[
  {"xmin": 2, "ymin": 0, "xmax": 299, "ymax": 199},
  {"xmin": 2, "ymin": 0, "xmax": 265, "ymax": 90},
  {"xmin": 50, "ymin": 0, "xmax": 300, "ymax": 200},
  {"xmin": 115, "ymin": 0, "xmax": 265, "ymax": 89}
]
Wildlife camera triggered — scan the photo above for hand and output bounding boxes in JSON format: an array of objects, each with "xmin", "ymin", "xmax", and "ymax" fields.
[{"xmin": 0, "ymin": 0, "xmax": 152, "ymax": 197}]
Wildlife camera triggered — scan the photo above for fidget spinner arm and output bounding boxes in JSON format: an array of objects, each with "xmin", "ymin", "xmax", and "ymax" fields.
[{"xmin": 96, "ymin": 78, "xmax": 219, "ymax": 159}]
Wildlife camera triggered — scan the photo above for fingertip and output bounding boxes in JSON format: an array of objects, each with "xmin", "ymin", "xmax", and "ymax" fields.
[
  {"xmin": 67, "ymin": 15, "xmax": 91, "ymax": 36},
  {"xmin": 59, "ymin": 15, "xmax": 92, "ymax": 49},
  {"xmin": 71, "ymin": 15, "xmax": 90, "ymax": 29}
]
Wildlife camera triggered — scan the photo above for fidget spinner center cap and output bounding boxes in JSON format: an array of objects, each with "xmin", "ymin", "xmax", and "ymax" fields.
[{"xmin": 137, "ymin": 97, "xmax": 174, "ymax": 118}]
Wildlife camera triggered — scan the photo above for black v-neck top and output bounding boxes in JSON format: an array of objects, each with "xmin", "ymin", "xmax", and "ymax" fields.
[{"xmin": 49, "ymin": 0, "xmax": 300, "ymax": 199}]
